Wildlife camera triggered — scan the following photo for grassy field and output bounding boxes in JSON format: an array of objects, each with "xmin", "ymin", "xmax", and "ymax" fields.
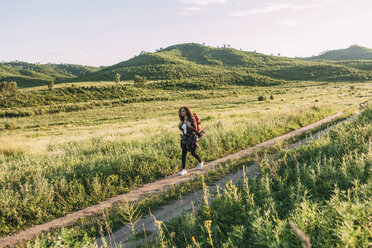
[
  {"xmin": 0, "ymin": 81, "xmax": 371, "ymax": 240},
  {"xmin": 156, "ymin": 107, "xmax": 372, "ymax": 248}
]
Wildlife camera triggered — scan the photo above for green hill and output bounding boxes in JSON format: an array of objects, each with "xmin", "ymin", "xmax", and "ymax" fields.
[
  {"xmin": 76, "ymin": 43, "xmax": 372, "ymax": 84},
  {"xmin": 0, "ymin": 62, "xmax": 99, "ymax": 88},
  {"xmin": 304, "ymin": 45, "xmax": 372, "ymax": 60},
  {"xmin": 3, "ymin": 43, "xmax": 372, "ymax": 89}
]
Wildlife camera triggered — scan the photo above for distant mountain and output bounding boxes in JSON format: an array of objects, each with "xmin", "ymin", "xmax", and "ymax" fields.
[
  {"xmin": 76, "ymin": 43, "xmax": 372, "ymax": 84},
  {"xmin": 303, "ymin": 45, "xmax": 372, "ymax": 61},
  {"xmin": 0, "ymin": 62, "xmax": 99, "ymax": 88}
]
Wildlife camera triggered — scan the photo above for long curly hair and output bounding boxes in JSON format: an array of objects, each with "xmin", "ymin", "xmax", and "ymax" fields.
[{"xmin": 178, "ymin": 106, "xmax": 194, "ymax": 121}]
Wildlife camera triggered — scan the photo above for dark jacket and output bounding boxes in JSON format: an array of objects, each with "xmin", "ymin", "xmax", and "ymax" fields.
[{"xmin": 179, "ymin": 116, "xmax": 199, "ymax": 151}]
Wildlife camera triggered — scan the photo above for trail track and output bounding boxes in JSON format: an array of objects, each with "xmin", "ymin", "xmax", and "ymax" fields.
[
  {"xmin": 0, "ymin": 111, "xmax": 347, "ymax": 248},
  {"xmin": 100, "ymin": 110, "xmax": 362, "ymax": 247}
]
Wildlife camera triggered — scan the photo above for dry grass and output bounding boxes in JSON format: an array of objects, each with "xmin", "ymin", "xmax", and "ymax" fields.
[{"xmin": 0, "ymin": 136, "xmax": 29, "ymax": 156}]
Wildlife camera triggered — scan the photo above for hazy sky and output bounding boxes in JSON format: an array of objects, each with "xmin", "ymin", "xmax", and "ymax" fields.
[{"xmin": 1, "ymin": 0, "xmax": 371, "ymax": 66}]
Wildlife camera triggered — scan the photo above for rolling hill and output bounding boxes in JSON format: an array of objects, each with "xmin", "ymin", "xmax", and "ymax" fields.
[
  {"xmin": 2, "ymin": 43, "xmax": 372, "ymax": 89},
  {"xmin": 0, "ymin": 62, "xmax": 99, "ymax": 88},
  {"xmin": 76, "ymin": 43, "xmax": 372, "ymax": 84},
  {"xmin": 303, "ymin": 45, "xmax": 372, "ymax": 60}
]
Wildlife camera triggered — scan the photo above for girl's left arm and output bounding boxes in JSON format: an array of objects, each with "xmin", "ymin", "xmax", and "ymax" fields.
[{"xmin": 187, "ymin": 118, "xmax": 197, "ymax": 132}]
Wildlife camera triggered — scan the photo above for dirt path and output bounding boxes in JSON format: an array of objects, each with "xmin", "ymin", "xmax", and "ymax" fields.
[{"xmin": 0, "ymin": 111, "xmax": 345, "ymax": 248}]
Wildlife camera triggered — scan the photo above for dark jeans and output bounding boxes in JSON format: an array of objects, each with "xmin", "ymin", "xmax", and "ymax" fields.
[{"xmin": 181, "ymin": 143, "xmax": 202, "ymax": 169}]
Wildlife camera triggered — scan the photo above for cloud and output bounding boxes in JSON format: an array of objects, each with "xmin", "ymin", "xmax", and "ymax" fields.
[
  {"xmin": 178, "ymin": 6, "xmax": 201, "ymax": 15},
  {"xmin": 176, "ymin": 0, "xmax": 228, "ymax": 6},
  {"xmin": 228, "ymin": 1, "xmax": 336, "ymax": 16},
  {"xmin": 229, "ymin": 3, "xmax": 291, "ymax": 16},
  {"xmin": 185, "ymin": 7, "xmax": 201, "ymax": 11},
  {"xmin": 277, "ymin": 19, "xmax": 299, "ymax": 26},
  {"xmin": 44, "ymin": 49, "xmax": 85, "ymax": 57},
  {"xmin": 45, "ymin": 50, "xmax": 69, "ymax": 56},
  {"xmin": 330, "ymin": 17, "xmax": 372, "ymax": 26},
  {"xmin": 265, "ymin": 35, "xmax": 293, "ymax": 41},
  {"xmin": 179, "ymin": 11, "xmax": 191, "ymax": 15},
  {"xmin": 0, "ymin": 30, "xmax": 21, "ymax": 36}
]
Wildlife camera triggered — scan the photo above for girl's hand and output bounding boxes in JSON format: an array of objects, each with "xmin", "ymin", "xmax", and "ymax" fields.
[{"xmin": 186, "ymin": 121, "xmax": 191, "ymax": 126}]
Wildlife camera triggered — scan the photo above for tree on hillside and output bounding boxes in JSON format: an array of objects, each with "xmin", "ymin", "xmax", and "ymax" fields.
[
  {"xmin": 174, "ymin": 71, "xmax": 183, "ymax": 82},
  {"xmin": 218, "ymin": 74, "xmax": 224, "ymax": 84},
  {"xmin": 115, "ymin": 73, "xmax": 121, "ymax": 84},
  {"xmin": 0, "ymin": 81, "xmax": 18, "ymax": 103},
  {"xmin": 47, "ymin": 79, "xmax": 54, "ymax": 91}
]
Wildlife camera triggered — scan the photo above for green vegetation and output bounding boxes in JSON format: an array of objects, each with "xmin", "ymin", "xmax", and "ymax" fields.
[
  {"xmin": 76, "ymin": 43, "xmax": 372, "ymax": 84},
  {"xmin": 20, "ymin": 103, "xmax": 370, "ymax": 248},
  {"xmin": 2, "ymin": 80, "xmax": 370, "ymax": 238},
  {"xmin": 0, "ymin": 43, "xmax": 371, "ymax": 246},
  {"xmin": 3, "ymin": 43, "xmax": 372, "ymax": 90},
  {"xmin": 47, "ymin": 79, "xmax": 54, "ymax": 91},
  {"xmin": 2, "ymin": 45, "xmax": 371, "ymax": 116},
  {"xmin": 156, "ymin": 108, "xmax": 372, "ymax": 247},
  {"xmin": 0, "ymin": 81, "xmax": 18, "ymax": 103},
  {"xmin": 0, "ymin": 84, "xmax": 253, "ymax": 117},
  {"xmin": 332, "ymin": 60, "xmax": 372, "ymax": 71},
  {"xmin": 0, "ymin": 62, "xmax": 99, "ymax": 88},
  {"xmin": 115, "ymin": 73, "xmax": 120, "ymax": 84},
  {"xmin": 0, "ymin": 100, "xmax": 336, "ymax": 237},
  {"xmin": 305, "ymin": 44, "xmax": 372, "ymax": 60},
  {"xmin": 133, "ymin": 74, "xmax": 147, "ymax": 87}
]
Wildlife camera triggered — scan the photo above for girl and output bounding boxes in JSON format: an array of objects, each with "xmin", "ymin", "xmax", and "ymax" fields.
[{"xmin": 178, "ymin": 106, "xmax": 204, "ymax": 175}]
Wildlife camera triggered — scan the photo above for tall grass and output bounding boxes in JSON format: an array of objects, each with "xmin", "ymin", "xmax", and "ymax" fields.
[
  {"xmin": 0, "ymin": 105, "xmax": 335, "ymax": 237},
  {"xmin": 159, "ymin": 108, "xmax": 372, "ymax": 247}
]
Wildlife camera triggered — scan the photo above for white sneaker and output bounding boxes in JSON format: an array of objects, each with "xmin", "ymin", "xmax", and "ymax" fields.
[
  {"xmin": 198, "ymin": 162, "xmax": 204, "ymax": 170},
  {"xmin": 179, "ymin": 169, "xmax": 187, "ymax": 176}
]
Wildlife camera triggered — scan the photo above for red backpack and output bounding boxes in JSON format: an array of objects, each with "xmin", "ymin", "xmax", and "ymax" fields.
[{"xmin": 193, "ymin": 113, "xmax": 205, "ymax": 138}]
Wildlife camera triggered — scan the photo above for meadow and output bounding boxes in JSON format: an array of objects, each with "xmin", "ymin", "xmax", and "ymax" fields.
[
  {"xmin": 0, "ymin": 80, "xmax": 370, "ymax": 243},
  {"xmin": 156, "ymin": 107, "xmax": 372, "ymax": 248}
]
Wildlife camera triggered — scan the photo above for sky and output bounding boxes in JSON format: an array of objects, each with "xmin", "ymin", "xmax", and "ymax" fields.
[{"xmin": 1, "ymin": 0, "xmax": 372, "ymax": 66}]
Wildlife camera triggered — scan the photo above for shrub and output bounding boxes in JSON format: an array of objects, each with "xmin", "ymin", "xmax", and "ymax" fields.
[
  {"xmin": 115, "ymin": 73, "xmax": 121, "ymax": 84},
  {"xmin": 4, "ymin": 121, "xmax": 20, "ymax": 130},
  {"xmin": 47, "ymin": 79, "xmax": 54, "ymax": 91},
  {"xmin": 258, "ymin": 96, "xmax": 266, "ymax": 101},
  {"xmin": 133, "ymin": 75, "xmax": 146, "ymax": 87},
  {"xmin": 0, "ymin": 81, "xmax": 18, "ymax": 103}
]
